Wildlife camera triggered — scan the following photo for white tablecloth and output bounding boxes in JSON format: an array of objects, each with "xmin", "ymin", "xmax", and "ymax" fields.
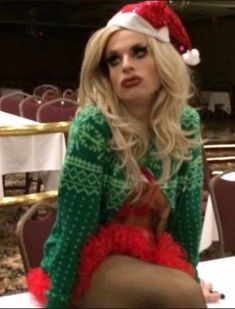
[
  {"xmin": 0, "ymin": 292, "xmax": 42, "ymax": 308},
  {"xmin": 199, "ymin": 195, "xmax": 219, "ymax": 252},
  {"xmin": 208, "ymin": 91, "xmax": 231, "ymax": 114},
  {"xmin": 0, "ymin": 257, "xmax": 234, "ymax": 308},
  {"xmin": 197, "ymin": 256, "xmax": 235, "ymax": 308},
  {"xmin": 0, "ymin": 111, "xmax": 66, "ymax": 197}
]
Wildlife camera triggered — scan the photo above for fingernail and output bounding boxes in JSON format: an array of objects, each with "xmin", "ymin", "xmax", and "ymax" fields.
[{"xmin": 210, "ymin": 289, "xmax": 225, "ymax": 299}]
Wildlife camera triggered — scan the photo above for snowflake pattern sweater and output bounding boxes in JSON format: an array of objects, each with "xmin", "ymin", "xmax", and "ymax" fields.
[{"xmin": 40, "ymin": 104, "xmax": 203, "ymax": 308}]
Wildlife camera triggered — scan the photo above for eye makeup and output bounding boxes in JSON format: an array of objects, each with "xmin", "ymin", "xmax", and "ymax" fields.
[{"xmin": 105, "ymin": 43, "xmax": 149, "ymax": 67}]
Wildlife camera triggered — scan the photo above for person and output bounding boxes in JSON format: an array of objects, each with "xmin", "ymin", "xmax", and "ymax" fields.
[{"xmin": 27, "ymin": 1, "xmax": 221, "ymax": 307}]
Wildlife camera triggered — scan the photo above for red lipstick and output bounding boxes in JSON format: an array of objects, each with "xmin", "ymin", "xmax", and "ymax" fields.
[{"xmin": 121, "ymin": 76, "xmax": 142, "ymax": 88}]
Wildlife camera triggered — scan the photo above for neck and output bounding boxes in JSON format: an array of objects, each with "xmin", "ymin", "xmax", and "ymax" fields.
[{"xmin": 125, "ymin": 103, "xmax": 152, "ymax": 126}]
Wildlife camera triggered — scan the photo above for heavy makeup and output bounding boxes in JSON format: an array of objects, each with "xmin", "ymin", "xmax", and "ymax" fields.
[{"xmin": 104, "ymin": 29, "xmax": 161, "ymax": 122}]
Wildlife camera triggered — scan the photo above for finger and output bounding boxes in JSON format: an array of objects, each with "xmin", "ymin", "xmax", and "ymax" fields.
[
  {"xmin": 205, "ymin": 291, "xmax": 221, "ymax": 303},
  {"xmin": 156, "ymin": 218, "xmax": 168, "ymax": 236},
  {"xmin": 206, "ymin": 282, "xmax": 213, "ymax": 291}
]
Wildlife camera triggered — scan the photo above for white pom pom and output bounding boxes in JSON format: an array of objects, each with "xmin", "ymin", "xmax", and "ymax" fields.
[{"xmin": 182, "ymin": 49, "xmax": 200, "ymax": 66}]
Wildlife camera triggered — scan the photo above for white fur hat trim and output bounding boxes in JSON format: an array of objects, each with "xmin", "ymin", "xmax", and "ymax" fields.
[{"xmin": 107, "ymin": 12, "xmax": 170, "ymax": 43}]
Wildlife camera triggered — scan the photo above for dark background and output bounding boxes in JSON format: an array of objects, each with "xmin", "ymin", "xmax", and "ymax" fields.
[{"xmin": 0, "ymin": 0, "xmax": 235, "ymax": 105}]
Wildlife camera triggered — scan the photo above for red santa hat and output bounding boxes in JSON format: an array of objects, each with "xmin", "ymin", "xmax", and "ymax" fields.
[{"xmin": 107, "ymin": 0, "xmax": 200, "ymax": 66}]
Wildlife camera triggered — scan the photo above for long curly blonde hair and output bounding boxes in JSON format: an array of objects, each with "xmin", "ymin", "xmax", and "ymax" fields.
[{"xmin": 78, "ymin": 26, "xmax": 197, "ymax": 192}]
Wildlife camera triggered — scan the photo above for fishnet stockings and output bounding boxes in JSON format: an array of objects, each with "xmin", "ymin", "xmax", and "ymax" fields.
[{"xmin": 73, "ymin": 255, "xmax": 206, "ymax": 308}]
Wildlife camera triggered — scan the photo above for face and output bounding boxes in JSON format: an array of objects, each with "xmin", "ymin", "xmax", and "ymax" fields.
[{"xmin": 104, "ymin": 29, "xmax": 160, "ymax": 111}]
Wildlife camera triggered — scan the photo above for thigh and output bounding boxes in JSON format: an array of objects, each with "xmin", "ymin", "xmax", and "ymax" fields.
[{"xmin": 74, "ymin": 255, "xmax": 206, "ymax": 308}]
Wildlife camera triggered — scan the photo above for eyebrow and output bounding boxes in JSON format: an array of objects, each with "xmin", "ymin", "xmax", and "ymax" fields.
[{"xmin": 105, "ymin": 42, "xmax": 147, "ymax": 56}]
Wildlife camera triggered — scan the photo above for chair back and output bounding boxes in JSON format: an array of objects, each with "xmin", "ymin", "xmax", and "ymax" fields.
[
  {"xmin": 16, "ymin": 201, "xmax": 56, "ymax": 272},
  {"xmin": 36, "ymin": 98, "xmax": 78, "ymax": 143},
  {"xmin": 42, "ymin": 89, "xmax": 61, "ymax": 102},
  {"xmin": 36, "ymin": 98, "xmax": 78, "ymax": 123},
  {"xmin": 0, "ymin": 91, "xmax": 30, "ymax": 115},
  {"xmin": 209, "ymin": 169, "xmax": 235, "ymax": 256},
  {"xmin": 201, "ymin": 146, "xmax": 211, "ymax": 214},
  {"xmin": 33, "ymin": 84, "xmax": 60, "ymax": 98},
  {"xmin": 62, "ymin": 88, "xmax": 78, "ymax": 101},
  {"xmin": 19, "ymin": 95, "xmax": 44, "ymax": 120}
]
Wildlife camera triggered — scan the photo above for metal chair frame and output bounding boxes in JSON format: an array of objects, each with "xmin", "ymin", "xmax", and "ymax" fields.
[{"xmin": 16, "ymin": 200, "xmax": 56, "ymax": 272}]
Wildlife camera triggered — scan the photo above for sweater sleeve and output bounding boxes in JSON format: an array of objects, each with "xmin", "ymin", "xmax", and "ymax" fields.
[
  {"xmin": 44, "ymin": 106, "xmax": 110, "ymax": 307},
  {"xmin": 172, "ymin": 107, "xmax": 203, "ymax": 270}
]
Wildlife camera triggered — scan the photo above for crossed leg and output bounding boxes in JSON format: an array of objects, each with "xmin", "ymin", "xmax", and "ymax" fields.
[{"xmin": 74, "ymin": 255, "xmax": 206, "ymax": 308}]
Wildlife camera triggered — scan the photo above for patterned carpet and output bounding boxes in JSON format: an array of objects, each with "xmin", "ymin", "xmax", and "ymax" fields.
[
  {"xmin": 0, "ymin": 208, "xmax": 27, "ymax": 296},
  {"xmin": 0, "ymin": 173, "xmax": 39, "ymax": 296},
  {"xmin": 0, "ymin": 174, "xmax": 220, "ymax": 297}
]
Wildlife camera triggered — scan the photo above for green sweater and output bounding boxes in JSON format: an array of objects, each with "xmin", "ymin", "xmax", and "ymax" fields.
[{"xmin": 41, "ymin": 104, "xmax": 203, "ymax": 308}]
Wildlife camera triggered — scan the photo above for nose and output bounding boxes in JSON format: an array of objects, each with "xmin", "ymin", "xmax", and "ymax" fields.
[{"xmin": 122, "ymin": 54, "xmax": 134, "ymax": 72}]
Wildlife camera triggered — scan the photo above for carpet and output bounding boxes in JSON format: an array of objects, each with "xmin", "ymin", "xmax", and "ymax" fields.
[{"xmin": 0, "ymin": 173, "xmax": 39, "ymax": 296}]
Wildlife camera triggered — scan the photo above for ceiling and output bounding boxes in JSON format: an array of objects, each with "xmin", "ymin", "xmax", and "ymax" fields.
[{"xmin": 0, "ymin": 1, "xmax": 235, "ymax": 37}]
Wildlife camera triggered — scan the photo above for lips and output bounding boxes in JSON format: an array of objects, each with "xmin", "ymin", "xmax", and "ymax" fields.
[{"xmin": 121, "ymin": 76, "xmax": 142, "ymax": 88}]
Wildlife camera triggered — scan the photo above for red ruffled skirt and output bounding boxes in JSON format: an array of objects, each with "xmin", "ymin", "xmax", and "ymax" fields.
[{"xmin": 27, "ymin": 222, "xmax": 195, "ymax": 305}]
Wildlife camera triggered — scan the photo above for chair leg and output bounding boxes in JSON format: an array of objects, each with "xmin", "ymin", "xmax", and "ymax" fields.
[
  {"xmin": 25, "ymin": 173, "xmax": 32, "ymax": 194},
  {"xmin": 2, "ymin": 175, "xmax": 6, "ymax": 195},
  {"xmin": 36, "ymin": 178, "xmax": 42, "ymax": 193}
]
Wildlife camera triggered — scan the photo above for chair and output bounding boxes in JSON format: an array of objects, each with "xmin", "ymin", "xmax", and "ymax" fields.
[
  {"xmin": 0, "ymin": 91, "xmax": 30, "ymax": 115},
  {"xmin": 36, "ymin": 98, "xmax": 78, "ymax": 144},
  {"xmin": 36, "ymin": 98, "xmax": 78, "ymax": 123},
  {"xmin": 42, "ymin": 89, "xmax": 61, "ymax": 102},
  {"xmin": 201, "ymin": 146, "xmax": 211, "ymax": 214},
  {"xmin": 62, "ymin": 88, "xmax": 78, "ymax": 101},
  {"xmin": 33, "ymin": 84, "xmax": 60, "ymax": 98},
  {"xmin": 209, "ymin": 169, "xmax": 235, "ymax": 257},
  {"xmin": 2, "ymin": 93, "xmax": 42, "ymax": 194},
  {"xmin": 6, "ymin": 95, "xmax": 45, "ymax": 193},
  {"xmin": 19, "ymin": 95, "xmax": 44, "ymax": 121},
  {"xmin": 16, "ymin": 200, "xmax": 56, "ymax": 272}
]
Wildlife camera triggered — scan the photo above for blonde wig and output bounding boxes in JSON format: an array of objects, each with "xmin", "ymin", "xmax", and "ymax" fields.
[{"xmin": 78, "ymin": 26, "xmax": 199, "ymax": 194}]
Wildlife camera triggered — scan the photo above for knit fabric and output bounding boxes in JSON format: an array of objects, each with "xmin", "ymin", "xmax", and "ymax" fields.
[
  {"xmin": 31, "ymin": 104, "xmax": 203, "ymax": 308},
  {"xmin": 27, "ymin": 228, "xmax": 195, "ymax": 306}
]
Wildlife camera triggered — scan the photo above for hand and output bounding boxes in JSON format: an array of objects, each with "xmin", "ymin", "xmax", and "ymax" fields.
[{"xmin": 200, "ymin": 280, "xmax": 222, "ymax": 303}]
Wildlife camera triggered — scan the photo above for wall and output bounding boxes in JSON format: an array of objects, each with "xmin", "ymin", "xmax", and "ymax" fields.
[
  {"xmin": 0, "ymin": 29, "xmax": 91, "ymax": 92},
  {"xmin": 1, "ymin": 16, "xmax": 235, "ymax": 96},
  {"xmin": 188, "ymin": 16, "xmax": 235, "ymax": 93}
]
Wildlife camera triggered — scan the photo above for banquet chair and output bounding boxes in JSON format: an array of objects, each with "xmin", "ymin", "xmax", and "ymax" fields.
[
  {"xmin": 33, "ymin": 84, "xmax": 60, "ymax": 98},
  {"xmin": 36, "ymin": 98, "xmax": 78, "ymax": 143},
  {"xmin": 16, "ymin": 200, "xmax": 56, "ymax": 272},
  {"xmin": 19, "ymin": 95, "xmax": 44, "ymax": 121},
  {"xmin": 62, "ymin": 88, "xmax": 78, "ymax": 101},
  {"xmin": 18, "ymin": 95, "xmax": 46, "ymax": 193},
  {"xmin": 201, "ymin": 146, "xmax": 211, "ymax": 215},
  {"xmin": 0, "ymin": 91, "xmax": 30, "ymax": 115},
  {"xmin": 209, "ymin": 169, "xmax": 235, "ymax": 257},
  {"xmin": 36, "ymin": 98, "xmax": 78, "ymax": 122},
  {"xmin": 36, "ymin": 98, "xmax": 78, "ymax": 121},
  {"xmin": 42, "ymin": 88, "xmax": 61, "ymax": 102}
]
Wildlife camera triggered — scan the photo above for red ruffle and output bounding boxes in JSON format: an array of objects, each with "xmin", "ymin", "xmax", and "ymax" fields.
[
  {"xmin": 27, "ymin": 223, "xmax": 194, "ymax": 305},
  {"xmin": 27, "ymin": 267, "xmax": 50, "ymax": 305}
]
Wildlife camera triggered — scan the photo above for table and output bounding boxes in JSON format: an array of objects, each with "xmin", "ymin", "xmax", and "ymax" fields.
[
  {"xmin": 197, "ymin": 256, "xmax": 235, "ymax": 308},
  {"xmin": 0, "ymin": 257, "xmax": 234, "ymax": 308},
  {"xmin": 0, "ymin": 111, "xmax": 66, "ymax": 197},
  {"xmin": 208, "ymin": 91, "xmax": 231, "ymax": 114},
  {"xmin": 199, "ymin": 195, "xmax": 219, "ymax": 253},
  {"xmin": 0, "ymin": 292, "xmax": 42, "ymax": 308}
]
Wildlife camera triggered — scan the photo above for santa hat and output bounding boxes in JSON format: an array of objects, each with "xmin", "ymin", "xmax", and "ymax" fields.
[{"xmin": 107, "ymin": 0, "xmax": 200, "ymax": 66}]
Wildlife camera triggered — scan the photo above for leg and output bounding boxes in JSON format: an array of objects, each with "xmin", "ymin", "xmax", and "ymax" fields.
[{"xmin": 73, "ymin": 255, "xmax": 206, "ymax": 308}]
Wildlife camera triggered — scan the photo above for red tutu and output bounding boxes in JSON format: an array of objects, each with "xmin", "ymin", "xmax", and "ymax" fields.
[{"xmin": 27, "ymin": 223, "xmax": 194, "ymax": 305}]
